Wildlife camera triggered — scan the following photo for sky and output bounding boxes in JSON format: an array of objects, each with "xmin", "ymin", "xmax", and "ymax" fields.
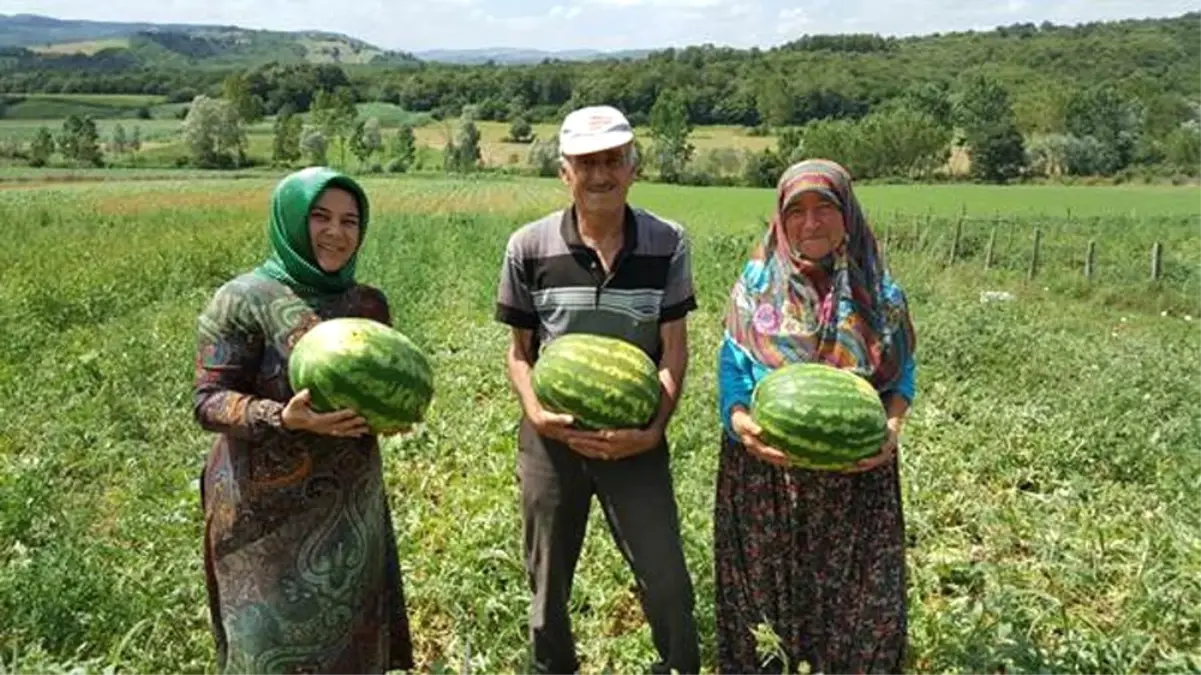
[{"xmin": 6, "ymin": 0, "xmax": 1197, "ymax": 53}]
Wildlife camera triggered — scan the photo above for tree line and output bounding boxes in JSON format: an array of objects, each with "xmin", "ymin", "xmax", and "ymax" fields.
[
  {"xmin": 8, "ymin": 13, "xmax": 1199, "ymax": 183},
  {"xmin": 3, "ymin": 14, "xmax": 1195, "ymax": 130}
]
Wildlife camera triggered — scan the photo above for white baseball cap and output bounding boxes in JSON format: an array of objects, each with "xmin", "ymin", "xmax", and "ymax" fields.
[{"xmin": 558, "ymin": 105, "xmax": 635, "ymax": 156}]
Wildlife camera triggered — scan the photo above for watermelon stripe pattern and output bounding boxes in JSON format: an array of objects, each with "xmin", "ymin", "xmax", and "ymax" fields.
[
  {"xmin": 288, "ymin": 317, "xmax": 435, "ymax": 433},
  {"xmin": 751, "ymin": 362, "xmax": 887, "ymax": 470},
  {"xmin": 532, "ymin": 333, "xmax": 660, "ymax": 431}
]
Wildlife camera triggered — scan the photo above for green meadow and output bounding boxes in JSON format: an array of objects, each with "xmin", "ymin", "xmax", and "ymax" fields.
[{"xmin": 0, "ymin": 175, "xmax": 1198, "ymax": 674}]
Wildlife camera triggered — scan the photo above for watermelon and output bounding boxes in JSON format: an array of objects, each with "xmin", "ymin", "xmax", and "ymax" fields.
[
  {"xmin": 288, "ymin": 317, "xmax": 434, "ymax": 434},
  {"xmin": 750, "ymin": 362, "xmax": 887, "ymax": 470},
  {"xmin": 531, "ymin": 333, "xmax": 661, "ymax": 430}
]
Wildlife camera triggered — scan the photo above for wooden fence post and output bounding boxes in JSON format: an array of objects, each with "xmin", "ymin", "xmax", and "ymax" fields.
[
  {"xmin": 1151, "ymin": 242, "xmax": 1163, "ymax": 281},
  {"xmin": 1028, "ymin": 228, "xmax": 1041, "ymax": 280},
  {"xmin": 1085, "ymin": 240, "xmax": 1096, "ymax": 281},
  {"xmin": 984, "ymin": 227, "xmax": 996, "ymax": 270},
  {"xmin": 950, "ymin": 213, "xmax": 963, "ymax": 264}
]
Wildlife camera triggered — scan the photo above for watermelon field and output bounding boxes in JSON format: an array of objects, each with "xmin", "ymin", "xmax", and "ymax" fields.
[{"xmin": 1, "ymin": 174, "xmax": 1199, "ymax": 674}]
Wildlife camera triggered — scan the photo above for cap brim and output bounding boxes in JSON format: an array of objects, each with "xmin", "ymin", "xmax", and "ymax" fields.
[{"xmin": 559, "ymin": 130, "xmax": 634, "ymax": 156}]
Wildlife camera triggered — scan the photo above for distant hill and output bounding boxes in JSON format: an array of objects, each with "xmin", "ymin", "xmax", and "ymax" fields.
[
  {"xmin": 0, "ymin": 13, "xmax": 202, "ymax": 47},
  {"xmin": 0, "ymin": 14, "xmax": 661, "ymax": 68},
  {"xmin": 412, "ymin": 47, "xmax": 654, "ymax": 65},
  {"xmin": 0, "ymin": 13, "xmax": 419, "ymax": 68}
]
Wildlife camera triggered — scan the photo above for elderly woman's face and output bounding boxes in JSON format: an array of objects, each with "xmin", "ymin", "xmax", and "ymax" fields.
[
  {"xmin": 782, "ymin": 191, "xmax": 846, "ymax": 261},
  {"xmin": 308, "ymin": 187, "xmax": 361, "ymax": 273}
]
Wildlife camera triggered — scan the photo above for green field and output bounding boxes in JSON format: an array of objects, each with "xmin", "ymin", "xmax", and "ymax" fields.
[
  {"xmin": 1, "ymin": 93, "xmax": 171, "ymax": 121},
  {"xmin": 0, "ymin": 176, "xmax": 1198, "ymax": 674},
  {"xmin": 29, "ymin": 39, "xmax": 132, "ymax": 55},
  {"xmin": 0, "ymin": 107, "xmax": 779, "ymax": 171}
]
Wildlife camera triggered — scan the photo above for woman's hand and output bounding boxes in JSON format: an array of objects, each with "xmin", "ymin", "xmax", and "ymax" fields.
[
  {"xmin": 843, "ymin": 417, "xmax": 901, "ymax": 473},
  {"xmin": 731, "ymin": 407, "xmax": 793, "ymax": 468},
  {"xmin": 281, "ymin": 389, "xmax": 370, "ymax": 438}
]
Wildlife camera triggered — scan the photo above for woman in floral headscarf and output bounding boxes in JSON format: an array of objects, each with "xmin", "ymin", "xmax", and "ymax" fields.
[
  {"xmin": 193, "ymin": 167, "xmax": 414, "ymax": 673},
  {"xmin": 713, "ymin": 159, "xmax": 917, "ymax": 674}
]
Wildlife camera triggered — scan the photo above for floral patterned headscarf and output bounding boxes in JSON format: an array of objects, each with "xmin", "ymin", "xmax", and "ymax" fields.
[{"xmin": 723, "ymin": 159, "xmax": 915, "ymax": 392}]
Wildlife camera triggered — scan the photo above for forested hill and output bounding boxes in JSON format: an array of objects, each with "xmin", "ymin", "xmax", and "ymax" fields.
[
  {"xmin": 0, "ymin": 13, "xmax": 419, "ymax": 70},
  {"xmin": 0, "ymin": 12, "xmax": 1197, "ymax": 137},
  {"xmin": 367, "ymin": 13, "xmax": 1199, "ymax": 132}
]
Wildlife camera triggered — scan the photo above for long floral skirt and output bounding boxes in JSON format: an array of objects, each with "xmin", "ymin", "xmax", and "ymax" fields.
[{"xmin": 714, "ymin": 434, "xmax": 908, "ymax": 674}]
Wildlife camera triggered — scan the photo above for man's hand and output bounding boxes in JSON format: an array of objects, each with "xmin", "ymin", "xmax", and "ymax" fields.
[
  {"xmin": 529, "ymin": 407, "xmax": 579, "ymax": 445},
  {"xmin": 564, "ymin": 317, "xmax": 687, "ymax": 462},
  {"xmin": 566, "ymin": 426, "xmax": 661, "ymax": 461}
]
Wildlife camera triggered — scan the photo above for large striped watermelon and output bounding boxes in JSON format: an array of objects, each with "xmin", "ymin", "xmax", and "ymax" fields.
[
  {"xmin": 288, "ymin": 317, "xmax": 434, "ymax": 434},
  {"xmin": 531, "ymin": 333, "xmax": 660, "ymax": 430},
  {"xmin": 750, "ymin": 362, "xmax": 887, "ymax": 470}
]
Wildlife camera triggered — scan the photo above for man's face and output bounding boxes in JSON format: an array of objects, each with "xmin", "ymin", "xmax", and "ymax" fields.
[{"xmin": 560, "ymin": 144, "xmax": 635, "ymax": 215}]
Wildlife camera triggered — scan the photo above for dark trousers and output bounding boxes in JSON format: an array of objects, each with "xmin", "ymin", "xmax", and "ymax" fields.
[{"xmin": 516, "ymin": 419, "xmax": 701, "ymax": 675}]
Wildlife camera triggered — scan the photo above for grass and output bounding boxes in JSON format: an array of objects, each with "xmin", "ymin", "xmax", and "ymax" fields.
[
  {"xmin": 0, "ymin": 175, "xmax": 1198, "ymax": 674},
  {"xmin": 1, "ymin": 93, "xmax": 167, "ymax": 121}
]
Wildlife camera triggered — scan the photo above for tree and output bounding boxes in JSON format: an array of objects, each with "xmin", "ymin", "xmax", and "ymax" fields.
[
  {"xmin": 109, "ymin": 123, "xmax": 128, "ymax": 155},
  {"xmin": 953, "ymin": 73, "xmax": 1015, "ymax": 136},
  {"xmin": 953, "ymin": 74, "xmax": 1026, "ymax": 183},
  {"xmin": 756, "ymin": 75, "xmax": 794, "ymax": 128},
  {"xmin": 300, "ymin": 126, "xmax": 328, "ymax": 165},
  {"xmin": 388, "ymin": 123, "xmax": 417, "ymax": 173},
  {"xmin": 899, "ymin": 81, "xmax": 953, "ymax": 129},
  {"xmin": 310, "ymin": 87, "xmax": 359, "ymax": 167},
  {"xmin": 222, "ymin": 72, "xmax": 264, "ymax": 124},
  {"xmin": 528, "ymin": 136, "xmax": 560, "ymax": 177},
  {"xmin": 182, "ymin": 95, "xmax": 246, "ymax": 168},
  {"xmin": 1165, "ymin": 121, "xmax": 1201, "ymax": 175},
  {"xmin": 349, "ymin": 117, "xmax": 383, "ymax": 167},
  {"xmin": 966, "ymin": 123, "xmax": 1026, "ymax": 183},
  {"xmin": 1064, "ymin": 85, "xmax": 1144, "ymax": 173},
  {"xmin": 56, "ymin": 114, "xmax": 102, "ymax": 166},
  {"xmin": 444, "ymin": 107, "xmax": 482, "ymax": 173},
  {"xmin": 29, "ymin": 126, "xmax": 54, "ymax": 167},
  {"xmin": 507, "ymin": 116, "xmax": 534, "ymax": 143},
  {"xmin": 648, "ymin": 89, "xmax": 694, "ymax": 183},
  {"xmin": 272, "ymin": 106, "xmax": 303, "ymax": 166}
]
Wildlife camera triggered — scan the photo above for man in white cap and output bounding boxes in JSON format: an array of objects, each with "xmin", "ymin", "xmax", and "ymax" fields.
[{"xmin": 494, "ymin": 104, "xmax": 701, "ymax": 674}]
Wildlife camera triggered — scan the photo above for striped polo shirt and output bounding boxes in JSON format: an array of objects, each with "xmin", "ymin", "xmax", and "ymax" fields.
[{"xmin": 495, "ymin": 204, "xmax": 697, "ymax": 364}]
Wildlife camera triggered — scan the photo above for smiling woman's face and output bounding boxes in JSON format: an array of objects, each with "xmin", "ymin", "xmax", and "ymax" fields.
[
  {"xmin": 307, "ymin": 186, "xmax": 361, "ymax": 273},
  {"xmin": 782, "ymin": 190, "xmax": 846, "ymax": 261}
]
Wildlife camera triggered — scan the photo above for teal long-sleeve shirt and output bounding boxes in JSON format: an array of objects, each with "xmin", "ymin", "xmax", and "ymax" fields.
[{"xmin": 717, "ymin": 333, "xmax": 916, "ymax": 442}]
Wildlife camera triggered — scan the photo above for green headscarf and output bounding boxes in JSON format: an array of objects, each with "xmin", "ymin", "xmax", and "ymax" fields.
[{"xmin": 253, "ymin": 166, "xmax": 370, "ymax": 295}]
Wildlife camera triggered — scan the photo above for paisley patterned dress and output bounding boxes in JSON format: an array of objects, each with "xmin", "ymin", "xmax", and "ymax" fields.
[{"xmin": 193, "ymin": 271, "xmax": 414, "ymax": 674}]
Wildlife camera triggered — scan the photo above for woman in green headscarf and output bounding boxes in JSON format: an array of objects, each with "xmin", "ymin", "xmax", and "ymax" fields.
[{"xmin": 193, "ymin": 167, "xmax": 414, "ymax": 673}]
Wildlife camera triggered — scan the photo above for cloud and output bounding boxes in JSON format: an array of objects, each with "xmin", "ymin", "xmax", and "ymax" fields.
[
  {"xmin": 776, "ymin": 7, "xmax": 810, "ymax": 34},
  {"xmin": 581, "ymin": 0, "xmax": 724, "ymax": 7}
]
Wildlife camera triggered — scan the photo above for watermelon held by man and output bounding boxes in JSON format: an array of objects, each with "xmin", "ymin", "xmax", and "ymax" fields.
[
  {"xmin": 750, "ymin": 361, "xmax": 889, "ymax": 470},
  {"xmin": 531, "ymin": 332, "xmax": 661, "ymax": 431},
  {"xmin": 288, "ymin": 317, "xmax": 435, "ymax": 434}
]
